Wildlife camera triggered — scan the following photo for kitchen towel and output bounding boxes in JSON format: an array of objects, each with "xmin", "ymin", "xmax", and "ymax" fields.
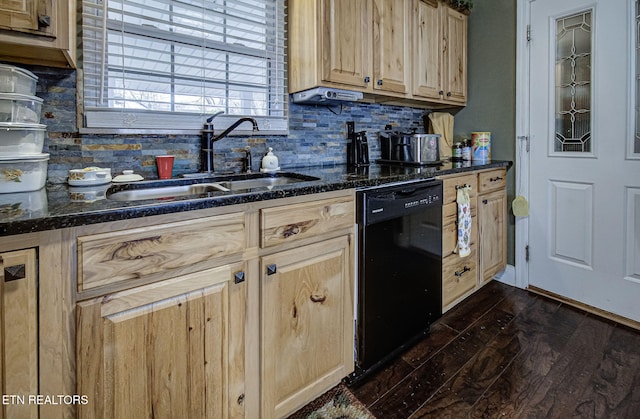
[
  {"xmin": 428, "ymin": 112, "xmax": 454, "ymax": 158},
  {"xmin": 456, "ymin": 185, "xmax": 472, "ymax": 257}
]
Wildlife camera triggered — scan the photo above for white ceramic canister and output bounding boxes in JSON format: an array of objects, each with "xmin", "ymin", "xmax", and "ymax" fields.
[{"xmin": 0, "ymin": 153, "xmax": 49, "ymax": 193}]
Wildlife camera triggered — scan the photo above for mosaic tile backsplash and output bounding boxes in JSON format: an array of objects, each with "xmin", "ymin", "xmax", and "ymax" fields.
[{"xmin": 31, "ymin": 66, "xmax": 429, "ymax": 184}]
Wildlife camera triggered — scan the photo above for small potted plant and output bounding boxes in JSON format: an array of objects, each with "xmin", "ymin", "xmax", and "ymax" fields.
[{"xmin": 447, "ymin": 0, "xmax": 473, "ymax": 14}]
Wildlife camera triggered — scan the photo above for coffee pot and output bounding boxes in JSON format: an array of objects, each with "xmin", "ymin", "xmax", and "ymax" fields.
[{"xmin": 346, "ymin": 121, "xmax": 370, "ymax": 167}]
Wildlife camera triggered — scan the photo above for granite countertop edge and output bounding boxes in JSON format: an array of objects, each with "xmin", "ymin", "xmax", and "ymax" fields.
[{"xmin": 0, "ymin": 160, "xmax": 512, "ymax": 237}]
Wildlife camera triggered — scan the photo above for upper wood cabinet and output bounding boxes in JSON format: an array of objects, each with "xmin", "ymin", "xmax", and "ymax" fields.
[
  {"xmin": 289, "ymin": 0, "xmax": 467, "ymax": 107},
  {"xmin": 442, "ymin": 5, "xmax": 467, "ymax": 104},
  {"xmin": 0, "ymin": 0, "xmax": 76, "ymax": 68},
  {"xmin": 412, "ymin": 0, "xmax": 467, "ymax": 104},
  {"xmin": 319, "ymin": 0, "xmax": 371, "ymax": 90},
  {"xmin": 371, "ymin": 0, "xmax": 411, "ymax": 94},
  {"xmin": 291, "ymin": 0, "xmax": 410, "ymax": 95}
]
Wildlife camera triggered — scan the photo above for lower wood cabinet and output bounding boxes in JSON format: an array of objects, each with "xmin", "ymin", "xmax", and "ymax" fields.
[
  {"xmin": 260, "ymin": 235, "xmax": 354, "ymax": 418},
  {"xmin": 0, "ymin": 248, "xmax": 39, "ymax": 419},
  {"xmin": 72, "ymin": 189, "xmax": 355, "ymax": 418},
  {"xmin": 477, "ymin": 169, "xmax": 508, "ymax": 285},
  {"xmin": 479, "ymin": 188, "xmax": 507, "ymax": 284},
  {"xmin": 439, "ymin": 168, "xmax": 507, "ymax": 311},
  {"xmin": 76, "ymin": 262, "xmax": 247, "ymax": 419}
]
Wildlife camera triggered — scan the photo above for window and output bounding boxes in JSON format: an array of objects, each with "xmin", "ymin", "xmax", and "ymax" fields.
[
  {"xmin": 554, "ymin": 10, "xmax": 592, "ymax": 154},
  {"xmin": 80, "ymin": 0, "xmax": 287, "ymax": 133}
]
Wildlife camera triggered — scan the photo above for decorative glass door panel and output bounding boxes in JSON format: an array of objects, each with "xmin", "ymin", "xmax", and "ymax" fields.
[{"xmin": 555, "ymin": 10, "xmax": 592, "ymax": 154}]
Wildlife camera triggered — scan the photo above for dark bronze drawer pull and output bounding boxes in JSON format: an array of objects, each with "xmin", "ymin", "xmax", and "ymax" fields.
[
  {"xmin": 4, "ymin": 264, "xmax": 26, "ymax": 282},
  {"xmin": 489, "ymin": 176, "xmax": 503, "ymax": 182},
  {"xmin": 266, "ymin": 264, "xmax": 277, "ymax": 276},
  {"xmin": 234, "ymin": 271, "xmax": 245, "ymax": 284},
  {"xmin": 455, "ymin": 183, "xmax": 471, "ymax": 190},
  {"xmin": 455, "ymin": 266, "xmax": 471, "ymax": 277}
]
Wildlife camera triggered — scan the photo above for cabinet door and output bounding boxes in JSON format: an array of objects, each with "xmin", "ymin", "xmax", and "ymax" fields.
[
  {"xmin": 77, "ymin": 263, "xmax": 247, "ymax": 419},
  {"xmin": 321, "ymin": 0, "xmax": 371, "ymax": 89},
  {"xmin": 372, "ymin": 0, "xmax": 410, "ymax": 94},
  {"xmin": 0, "ymin": 0, "xmax": 75, "ymax": 68},
  {"xmin": 479, "ymin": 189, "xmax": 507, "ymax": 283},
  {"xmin": 0, "ymin": 0, "xmax": 44, "ymax": 33},
  {"xmin": 412, "ymin": 0, "xmax": 443, "ymax": 99},
  {"xmin": 442, "ymin": 5, "xmax": 467, "ymax": 103},
  {"xmin": 0, "ymin": 249, "xmax": 38, "ymax": 419},
  {"xmin": 261, "ymin": 235, "xmax": 354, "ymax": 419}
]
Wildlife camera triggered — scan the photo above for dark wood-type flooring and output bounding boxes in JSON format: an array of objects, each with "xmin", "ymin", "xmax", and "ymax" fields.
[{"xmin": 341, "ymin": 281, "xmax": 640, "ymax": 418}]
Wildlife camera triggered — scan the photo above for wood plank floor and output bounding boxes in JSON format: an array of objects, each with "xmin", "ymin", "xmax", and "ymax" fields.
[{"xmin": 342, "ymin": 281, "xmax": 640, "ymax": 418}]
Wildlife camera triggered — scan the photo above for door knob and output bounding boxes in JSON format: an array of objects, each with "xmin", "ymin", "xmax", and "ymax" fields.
[{"xmin": 266, "ymin": 264, "xmax": 277, "ymax": 275}]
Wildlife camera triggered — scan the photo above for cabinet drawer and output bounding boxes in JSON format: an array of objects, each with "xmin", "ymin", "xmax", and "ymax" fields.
[
  {"xmin": 442, "ymin": 199, "xmax": 477, "ymax": 226},
  {"xmin": 441, "ymin": 173, "xmax": 478, "ymax": 204},
  {"xmin": 442, "ymin": 250, "xmax": 477, "ymax": 307},
  {"xmin": 478, "ymin": 169, "xmax": 506, "ymax": 193},
  {"xmin": 261, "ymin": 196, "xmax": 355, "ymax": 248},
  {"xmin": 78, "ymin": 213, "xmax": 245, "ymax": 291},
  {"xmin": 442, "ymin": 215, "xmax": 477, "ymax": 258}
]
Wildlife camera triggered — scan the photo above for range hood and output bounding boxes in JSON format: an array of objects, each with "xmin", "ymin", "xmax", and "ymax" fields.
[{"xmin": 291, "ymin": 87, "xmax": 363, "ymax": 105}]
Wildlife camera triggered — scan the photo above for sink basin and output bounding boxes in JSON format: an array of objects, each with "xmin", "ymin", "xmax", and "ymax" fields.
[
  {"xmin": 107, "ymin": 183, "xmax": 230, "ymax": 201},
  {"xmin": 107, "ymin": 172, "xmax": 320, "ymax": 202}
]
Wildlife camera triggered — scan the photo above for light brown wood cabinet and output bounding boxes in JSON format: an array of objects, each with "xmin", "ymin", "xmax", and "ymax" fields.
[
  {"xmin": 0, "ymin": 248, "xmax": 39, "ymax": 419},
  {"xmin": 258, "ymin": 194, "xmax": 355, "ymax": 418},
  {"xmin": 412, "ymin": 0, "xmax": 467, "ymax": 104},
  {"xmin": 440, "ymin": 173, "xmax": 478, "ymax": 310},
  {"xmin": 0, "ymin": 0, "xmax": 76, "ymax": 67},
  {"xmin": 478, "ymin": 169, "xmax": 508, "ymax": 284},
  {"xmin": 439, "ymin": 168, "xmax": 507, "ymax": 311},
  {"xmin": 75, "ymin": 212, "xmax": 249, "ymax": 419},
  {"xmin": 290, "ymin": 0, "xmax": 410, "ymax": 96},
  {"xmin": 77, "ymin": 262, "xmax": 247, "ymax": 419},
  {"xmin": 289, "ymin": 0, "xmax": 465, "ymax": 107},
  {"xmin": 71, "ymin": 190, "xmax": 355, "ymax": 419},
  {"xmin": 261, "ymin": 236, "xmax": 353, "ymax": 418}
]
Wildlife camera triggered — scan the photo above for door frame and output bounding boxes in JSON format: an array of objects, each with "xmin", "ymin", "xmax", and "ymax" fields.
[{"xmin": 514, "ymin": 0, "xmax": 531, "ymax": 289}]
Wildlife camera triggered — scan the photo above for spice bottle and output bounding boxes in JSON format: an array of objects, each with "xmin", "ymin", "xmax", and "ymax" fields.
[
  {"xmin": 452, "ymin": 143, "xmax": 463, "ymax": 160},
  {"xmin": 461, "ymin": 139, "xmax": 471, "ymax": 160}
]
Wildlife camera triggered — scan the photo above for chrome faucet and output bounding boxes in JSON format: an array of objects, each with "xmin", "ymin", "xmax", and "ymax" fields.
[{"xmin": 202, "ymin": 113, "xmax": 259, "ymax": 174}]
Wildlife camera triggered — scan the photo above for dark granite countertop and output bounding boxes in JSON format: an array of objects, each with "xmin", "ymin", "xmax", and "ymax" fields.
[{"xmin": 0, "ymin": 160, "xmax": 511, "ymax": 237}]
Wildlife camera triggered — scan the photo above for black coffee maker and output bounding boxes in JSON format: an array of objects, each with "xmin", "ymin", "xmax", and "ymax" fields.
[{"xmin": 347, "ymin": 121, "xmax": 370, "ymax": 167}]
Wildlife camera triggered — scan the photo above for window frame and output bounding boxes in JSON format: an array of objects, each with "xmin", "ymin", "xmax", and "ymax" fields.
[{"xmin": 79, "ymin": 0, "xmax": 288, "ymax": 135}]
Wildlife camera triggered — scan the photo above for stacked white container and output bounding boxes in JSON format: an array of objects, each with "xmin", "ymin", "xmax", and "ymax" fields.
[{"xmin": 0, "ymin": 64, "xmax": 49, "ymax": 193}]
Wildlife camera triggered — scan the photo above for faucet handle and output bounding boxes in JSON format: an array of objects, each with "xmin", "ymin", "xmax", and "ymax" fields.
[{"xmin": 205, "ymin": 111, "xmax": 224, "ymax": 124}]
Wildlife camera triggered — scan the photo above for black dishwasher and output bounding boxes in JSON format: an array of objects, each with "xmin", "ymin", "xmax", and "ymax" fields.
[{"xmin": 348, "ymin": 179, "xmax": 443, "ymax": 384}]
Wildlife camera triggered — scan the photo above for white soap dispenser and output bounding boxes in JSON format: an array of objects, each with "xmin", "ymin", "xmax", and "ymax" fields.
[{"xmin": 261, "ymin": 147, "xmax": 280, "ymax": 172}]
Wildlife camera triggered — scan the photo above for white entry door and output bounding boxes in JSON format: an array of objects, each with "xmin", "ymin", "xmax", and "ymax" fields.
[{"xmin": 528, "ymin": 0, "xmax": 640, "ymax": 322}]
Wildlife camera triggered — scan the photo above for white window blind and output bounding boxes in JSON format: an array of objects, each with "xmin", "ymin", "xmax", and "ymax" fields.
[{"xmin": 80, "ymin": 0, "xmax": 288, "ymax": 133}]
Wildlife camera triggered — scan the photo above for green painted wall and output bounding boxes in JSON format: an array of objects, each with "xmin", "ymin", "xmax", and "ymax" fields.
[{"xmin": 454, "ymin": 0, "xmax": 517, "ymax": 266}]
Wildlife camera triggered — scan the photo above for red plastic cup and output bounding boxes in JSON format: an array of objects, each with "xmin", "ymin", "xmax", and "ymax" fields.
[{"xmin": 156, "ymin": 155, "xmax": 175, "ymax": 179}]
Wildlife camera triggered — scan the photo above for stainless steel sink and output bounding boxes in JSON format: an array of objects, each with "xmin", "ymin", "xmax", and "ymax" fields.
[
  {"xmin": 221, "ymin": 176, "xmax": 308, "ymax": 191},
  {"xmin": 107, "ymin": 183, "xmax": 230, "ymax": 201},
  {"xmin": 107, "ymin": 173, "xmax": 320, "ymax": 201}
]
